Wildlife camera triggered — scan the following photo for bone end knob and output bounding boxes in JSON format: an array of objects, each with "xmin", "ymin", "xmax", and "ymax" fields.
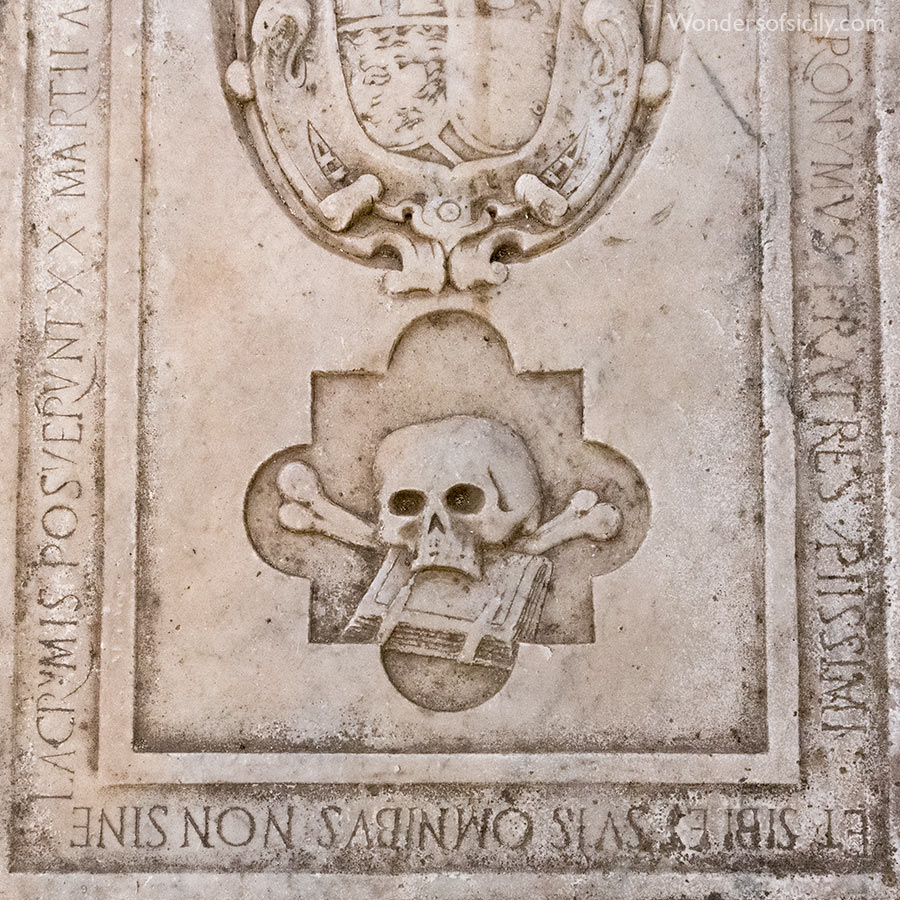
[
  {"xmin": 277, "ymin": 461, "xmax": 321, "ymax": 503},
  {"xmin": 278, "ymin": 503, "xmax": 318, "ymax": 533},
  {"xmin": 571, "ymin": 490, "xmax": 600, "ymax": 513},
  {"xmin": 319, "ymin": 174, "xmax": 384, "ymax": 232},
  {"xmin": 589, "ymin": 502, "xmax": 623, "ymax": 541}
]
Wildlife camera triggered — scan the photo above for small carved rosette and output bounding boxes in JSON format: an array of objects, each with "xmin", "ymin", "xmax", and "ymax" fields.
[{"xmin": 223, "ymin": 0, "xmax": 671, "ymax": 292}]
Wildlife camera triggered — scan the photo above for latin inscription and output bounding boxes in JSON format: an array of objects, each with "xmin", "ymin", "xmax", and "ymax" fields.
[
  {"xmin": 793, "ymin": 0, "xmax": 885, "ymax": 802},
  {"xmin": 63, "ymin": 801, "xmax": 872, "ymax": 865},
  {"xmin": 15, "ymin": 0, "xmax": 107, "ymax": 819}
]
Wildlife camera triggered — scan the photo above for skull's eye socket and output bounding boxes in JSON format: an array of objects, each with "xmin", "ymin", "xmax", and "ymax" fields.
[
  {"xmin": 388, "ymin": 490, "xmax": 426, "ymax": 517},
  {"xmin": 444, "ymin": 483, "xmax": 486, "ymax": 515}
]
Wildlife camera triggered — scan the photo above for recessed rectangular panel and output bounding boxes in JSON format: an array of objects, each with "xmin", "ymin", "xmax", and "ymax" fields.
[{"xmin": 126, "ymin": 0, "xmax": 771, "ymax": 767}]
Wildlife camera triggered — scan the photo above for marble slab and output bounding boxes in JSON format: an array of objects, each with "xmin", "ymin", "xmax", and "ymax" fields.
[{"xmin": 0, "ymin": 0, "xmax": 898, "ymax": 896}]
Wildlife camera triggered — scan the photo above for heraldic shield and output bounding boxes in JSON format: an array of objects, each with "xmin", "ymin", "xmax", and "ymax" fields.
[
  {"xmin": 335, "ymin": 0, "xmax": 560, "ymax": 161},
  {"xmin": 222, "ymin": 0, "xmax": 673, "ymax": 292}
]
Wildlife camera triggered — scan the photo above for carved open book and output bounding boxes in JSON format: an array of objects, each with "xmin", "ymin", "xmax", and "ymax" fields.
[{"xmin": 343, "ymin": 549, "xmax": 553, "ymax": 670}]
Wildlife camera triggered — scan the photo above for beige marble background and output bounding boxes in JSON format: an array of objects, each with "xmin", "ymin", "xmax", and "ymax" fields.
[{"xmin": 132, "ymin": 0, "xmax": 766, "ymax": 753}]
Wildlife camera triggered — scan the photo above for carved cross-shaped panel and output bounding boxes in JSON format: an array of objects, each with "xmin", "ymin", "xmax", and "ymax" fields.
[{"xmin": 246, "ymin": 311, "xmax": 649, "ymax": 708}]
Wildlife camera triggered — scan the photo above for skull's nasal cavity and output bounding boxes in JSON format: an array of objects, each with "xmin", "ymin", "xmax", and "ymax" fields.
[{"xmin": 428, "ymin": 513, "xmax": 445, "ymax": 534}]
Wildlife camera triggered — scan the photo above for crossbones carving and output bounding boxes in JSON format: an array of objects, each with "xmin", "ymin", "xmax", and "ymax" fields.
[{"xmin": 276, "ymin": 416, "xmax": 622, "ymax": 670}]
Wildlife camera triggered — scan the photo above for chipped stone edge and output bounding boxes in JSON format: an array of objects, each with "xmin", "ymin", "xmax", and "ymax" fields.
[{"xmin": 877, "ymin": 0, "xmax": 900, "ymax": 887}]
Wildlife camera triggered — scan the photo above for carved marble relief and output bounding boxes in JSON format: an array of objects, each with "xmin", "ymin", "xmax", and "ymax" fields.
[
  {"xmin": 246, "ymin": 312, "xmax": 649, "ymax": 709},
  {"xmin": 223, "ymin": 0, "xmax": 673, "ymax": 291}
]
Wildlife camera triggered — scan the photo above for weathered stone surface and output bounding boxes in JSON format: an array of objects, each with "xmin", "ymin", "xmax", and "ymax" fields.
[{"xmin": 0, "ymin": 0, "xmax": 898, "ymax": 896}]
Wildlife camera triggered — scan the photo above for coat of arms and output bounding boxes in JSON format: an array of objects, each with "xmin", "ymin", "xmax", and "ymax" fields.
[{"xmin": 223, "ymin": 0, "xmax": 671, "ymax": 291}]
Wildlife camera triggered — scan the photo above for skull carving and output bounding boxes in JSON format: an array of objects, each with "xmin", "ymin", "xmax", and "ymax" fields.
[
  {"xmin": 374, "ymin": 417, "xmax": 543, "ymax": 580},
  {"xmin": 271, "ymin": 410, "xmax": 634, "ymax": 709}
]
